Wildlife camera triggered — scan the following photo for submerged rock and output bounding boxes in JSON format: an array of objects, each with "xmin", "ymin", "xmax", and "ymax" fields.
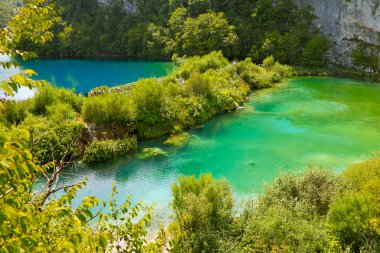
[
  {"xmin": 137, "ymin": 147, "xmax": 168, "ymax": 159},
  {"xmin": 163, "ymin": 132, "xmax": 191, "ymax": 147}
]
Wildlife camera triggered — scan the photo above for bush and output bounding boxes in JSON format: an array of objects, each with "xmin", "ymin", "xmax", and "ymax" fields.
[
  {"xmin": 83, "ymin": 136, "xmax": 137, "ymax": 163},
  {"xmin": 238, "ymin": 169, "xmax": 344, "ymax": 252},
  {"xmin": 327, "ymin": 192, "xmax": 380, "ymax": 252},
  {"xmin": 129, "ymin": 78, "xmax": 165, "ymax": 126},
  {"xmin": 342, "ymin": 157, "xmax": 380, "ymax": 198},
  {"xmin": 82, "ymin": 92, "xmax": 136, "ymax": 125},
  {"xmin": 46, "ymin": 102, "xmax": 77, "ymax": 122},
  {"xmin": 184, "ymin": 72, "xmax": 212, "ymax": 97},
  {"xmin": 260, "ymin": 169, "xmax": 345, "ymax": 216},
  {"xmin": 174, "ymin": 51, "xmax": 229, "ymax": 79},
  {"xmin": 241, "ymin": 203, "xmax": 328, "ymax": 252},
  {"xmin": 33, "ymin": 83, "xmax": 83, "ymax": 115},
  {"xmin": 4, "ymin": 99, "xmax": 34, "ymax": 124},
  {"xmin": 19, "ymin": 114, "xmax": 85, "ymax": 164},
  {"xmin": 169, "ymin": 174, "xmax": 234, "ymax": 253}
]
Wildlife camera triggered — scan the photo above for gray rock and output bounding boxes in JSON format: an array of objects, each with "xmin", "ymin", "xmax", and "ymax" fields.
[{"xmin": 294, "ymin": 0, "xmax": 380, "ymax": 67}]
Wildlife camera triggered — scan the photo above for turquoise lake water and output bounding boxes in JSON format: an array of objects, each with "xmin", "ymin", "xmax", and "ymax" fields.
[
  {"xmin": 2, "ymin": 57, "xmax": 380, "ymax": 218},
  {"xmin": 0, "ymin": 55, "xmax": 173, "ymax": 98},
  {"xmin": 52, "ymin": 77, "xmax": 380, "ymax": 215}
]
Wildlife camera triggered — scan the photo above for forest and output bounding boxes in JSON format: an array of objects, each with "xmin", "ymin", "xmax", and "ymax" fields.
[
  {"xmin": 0, "ymin": 0, "xmax": 379, "ymax": 252},
  {"xmin": 11, "ymin": 0, "xmax": 331, "ymax": 68}
]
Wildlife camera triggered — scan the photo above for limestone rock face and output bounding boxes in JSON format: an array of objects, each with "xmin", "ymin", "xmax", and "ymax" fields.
[{"xmin": 294, "ymin": 0, "xmax": 380, "ymax": 66}]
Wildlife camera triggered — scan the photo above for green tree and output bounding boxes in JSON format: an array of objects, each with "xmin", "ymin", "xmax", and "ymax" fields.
[
  {"xmin": 302, "ymin": 35, "xmax": 331, "ymax": 67},
  {"xmin": 180, "ymin": 11, "xmax": 238, "ymax": 57}
]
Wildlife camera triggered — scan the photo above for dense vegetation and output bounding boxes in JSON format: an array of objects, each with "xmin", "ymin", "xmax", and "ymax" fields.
[
  {"xmin": 0, "ymin": 2, "xmax": 157, "ymax": 252},
  {"xmin": 1, "ymin": 1, "xmax": 379, "ymax": 252},
  {"xmin": 4, "ymin": 51, "xmax": 293, "ymax": 164},
  {"xmin": 12, "ymin": 0, "xmax": 330, "ymax": 67},
  {"xmin": 168, "ymin": 156, "xmax": 380, "ymax": 252}
]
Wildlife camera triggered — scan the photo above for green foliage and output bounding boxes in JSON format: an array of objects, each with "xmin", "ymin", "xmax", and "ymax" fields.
[
  {"xmin": 351, "ymin": 42, "xmax": 380, "ymax": 71},
  {"xmin": 184, "ymin": 72, "xmax": 212, "ymax": 97},
  {"xmin": 4, "ymin": 99, "xmax": 34, "ymax": 124},
  {"xmin": 178, "ymin": 11, "xmax": 238, "ymax": 57},
  {"xmin": 241, "ymin": 203, "xmax": 328, "ymax": 252},
  {"xmin": 327, "ymin": 192, "xmax": 380, "ymax": 252},
  {"xmin": 239, "ymin": 169, "xmax": 344, "ymax": 252},
  {"xmin": 1, "ymin": 3, "xmax": 153, "ymax": 252},
  {"xmin": 33, "ymin": 84, "xmax": 83, "ymax": 115},
  {"xmin": 342, "ymin": 157, "xmax": 380, "ymax": 197},
  {"xmin": 19, "ymin": 112, "xmax": 85, "ymax": 164},
  {"xmin": 11, "ymin": 0, "xmax": 324, "ymax": 66},
  {"xmin": 0, "ymin": 0, "xmax": 22, "ymax": 27},
  {"xmin": 262, "ymin": 55, "xmax": 275, "ymax": 68},
  {"xmin": 259, "ymin": 169, "xmax": 344, "ymax": 216},
  {"xmin": 174, "ymin": 51, "xmax": 229, "ymax": 79},
  {"xmin": 82, "ymin": 92, "xmax": 136, "ymax": 125},
  {"xmin": 169, "ymin": 174, "xmax": 234, "ymax": 253},
  {"xmin": 302, "ymin": 35, "xmax": 331, "ymax": 67},
  {"xmin": 83, "ymin": 136, "xmax": 137, "ymax": 163}
]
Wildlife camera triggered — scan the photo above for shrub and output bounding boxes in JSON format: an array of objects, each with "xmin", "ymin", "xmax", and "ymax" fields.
[
  {"xmin": 46, "ymin": 102, "xmax": 77, "ymax": 122},
  {"xmin": 83, "ymin": 136, "xmax": 137, "ymax": 163},
  {"xmin": 4, "ymin": 99, "xmax": 34, "ymax": 124},
  {"xmin": 129, "ymin": 78, "xmax": 165, "ymax": 126},
  {"xmin": 33, "ymin": 83, "xmax": 83, "ymax": 115},
  {"xmin": 327, "ymin": 192, "xmax": 380, "ymax": 252},
  {"xmin": 184, "ymin": 72, "xmax": 212, "ymax": 97},
  {"xmin": 259, "ymin": 169, "xmax": 344, "ymax": 216},
  {"xmin": 174, "ymin": 51, "xmax": 229, "ymax": 79},
  {"xmin": 169, "ymin": 174, "xmax": 234, "ymax": 253},
  {"xmin": 342, "ymin": 157, "xmax": 380, "ymax": 198},
  {"xmin": 241, "ymin": 203, "xmax": 328, "ymax": 252},
  {"xmin": 262, "ymin": 55, "xmax": 275, "ymax": 68},
  {"xmin": 82, "ymin": 93, "xmax": 136, "ymax": 125},
  {"xmin": 19, "ymin": 114, "xmax": 85, "ymax": 164}
]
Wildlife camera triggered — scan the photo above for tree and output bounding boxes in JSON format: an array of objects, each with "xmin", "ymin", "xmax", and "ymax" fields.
[
  {"xmin": 302, "ymin": 35, "xmax": 331, "ymax": 67},
  {"xmin": 0, "ymin": 2, "xmax": 153, "ymax": 252},
  {"xmin": 180, "ymin": 11, "xmax": 238, "ymax": 57}
]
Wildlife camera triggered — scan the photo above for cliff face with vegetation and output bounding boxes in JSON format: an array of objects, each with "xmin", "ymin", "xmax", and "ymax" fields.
[{"xmin": 295, "ymin": 0, "xmax": 380, "ymax": 67}]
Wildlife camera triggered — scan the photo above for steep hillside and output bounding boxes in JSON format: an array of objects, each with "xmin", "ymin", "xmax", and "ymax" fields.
[{"xmin": 295, "ymin": 0, "xmax": 380, "ymax": 68}]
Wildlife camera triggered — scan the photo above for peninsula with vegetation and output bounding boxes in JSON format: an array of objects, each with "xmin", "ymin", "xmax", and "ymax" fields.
[{"xmin": 0, "ymin": 0, "xmax": 379, "ymax": 252}]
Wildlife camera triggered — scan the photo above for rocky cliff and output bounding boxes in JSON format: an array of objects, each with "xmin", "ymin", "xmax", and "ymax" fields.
[{"xmin": 294, "ymin": 0, "xmax": 380, "ymax": 67}]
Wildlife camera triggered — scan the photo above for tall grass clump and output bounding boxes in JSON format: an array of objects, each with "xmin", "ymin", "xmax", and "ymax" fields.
[
  {"xmin": 83, "ymin": 136, "xmax": 138, "ymax": 163},
  {"xmin": 82, "ymin": 93, "xmax": 136, "ymax": 125}
]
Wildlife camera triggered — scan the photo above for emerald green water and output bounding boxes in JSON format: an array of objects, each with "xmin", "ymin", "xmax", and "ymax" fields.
[{"xmin": 51, "ymin": 77, "xmax": 380, "ymax": 210}]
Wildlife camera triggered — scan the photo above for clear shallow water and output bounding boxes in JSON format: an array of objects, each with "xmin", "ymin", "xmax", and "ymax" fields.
[
  {"xmin": 51, "ymin": 77, "xmax": 380, "ymax": 211},
  {"xmin": 0, "ymin": 55, "xmax": 173, "ymax": 97}
]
